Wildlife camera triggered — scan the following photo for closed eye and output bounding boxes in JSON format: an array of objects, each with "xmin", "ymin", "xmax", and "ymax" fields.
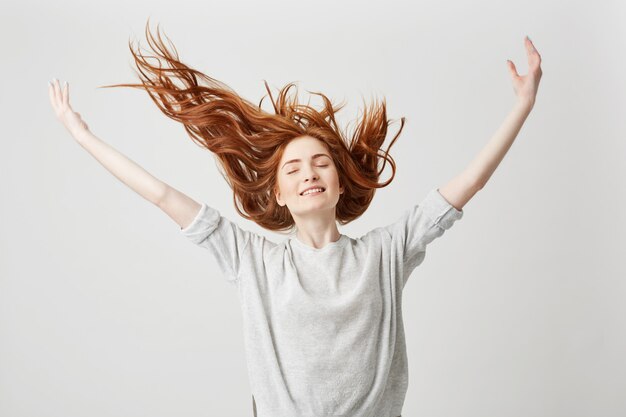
[{"xmin": 287, "ymin": 165, "xmax": 328, "ymax": 175}]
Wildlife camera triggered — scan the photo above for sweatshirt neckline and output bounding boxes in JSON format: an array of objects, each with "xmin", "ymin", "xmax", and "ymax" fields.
[{"xmin": 291, "ymin": 234, "xmax": 349, "ymax": 252}]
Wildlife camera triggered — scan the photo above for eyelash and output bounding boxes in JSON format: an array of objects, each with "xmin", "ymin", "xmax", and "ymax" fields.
[{"xmin": 287, "ymin": 165, "xmax": 329, "ymax": 175}]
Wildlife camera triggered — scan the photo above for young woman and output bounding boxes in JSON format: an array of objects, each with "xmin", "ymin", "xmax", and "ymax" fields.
[{"xmin": 48, "ymin": 22, "xmax": 542, "ymax": 417}]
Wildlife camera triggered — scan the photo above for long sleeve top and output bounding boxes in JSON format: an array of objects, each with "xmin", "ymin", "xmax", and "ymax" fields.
[{"xmin": 180, "ymin": 188, "xmax": 464, "ymax": 417}]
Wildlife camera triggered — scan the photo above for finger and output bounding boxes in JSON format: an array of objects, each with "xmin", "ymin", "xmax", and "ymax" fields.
[
  {"xmin": 53, "ymin": 79, "xmax": 61, "ymax": 107},
  {"xmin": 48, "ymin": 80, "xmax": 57, "ymax": 110},
  {"xmin": 50, "ymin": 78, "xmax": 58, "ymax": 107},
  {"xmin": 506, "ymin": 60, "xmax": 519, "ymax": 78},
  {"xmin": 525, "ymin": 36, "xmax": 540, "ymax": 57},
  {"xmin": 62, "ymin": 81, "xmax": 69, "ymax": 108},
  {"xmin": 524, "ymin": 38, "xmax": 533, "ymax": 56},
  {"xmin": 524, "ymin": 39, "xmax": 542, "ymax": 72}
]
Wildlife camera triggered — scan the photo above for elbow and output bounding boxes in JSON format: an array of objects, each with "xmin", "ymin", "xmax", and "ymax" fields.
[
  {"xmin": 153, "ymin": 184, "xmax": 171, "ymax": 208},
  {"xmin": 473, "ymin": 178, "xmax": 485, "ymax": 192},
  {"xmin": 469, "ymin": 174, "xmax": 486, "ymax": 192}
]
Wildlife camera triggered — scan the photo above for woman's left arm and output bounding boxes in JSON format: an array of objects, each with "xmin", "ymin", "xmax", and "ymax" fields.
[{"xmin": 439, "ymin": 36, "xmax": 543, "ymax": 212}]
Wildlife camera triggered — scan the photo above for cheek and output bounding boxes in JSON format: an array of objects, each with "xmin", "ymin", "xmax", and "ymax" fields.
[{"xmin": 281, "ymin": 180, "xmax": 298, "ymax": 197}]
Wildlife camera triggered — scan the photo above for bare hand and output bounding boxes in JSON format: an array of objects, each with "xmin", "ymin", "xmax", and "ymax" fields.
[
  {"xmin": 48, "ymin": 78, "xmax": 90, "ymax": 139},
  {"xmin": 507, "ymin": 36, "xmax": 543, "ymax": 107}
]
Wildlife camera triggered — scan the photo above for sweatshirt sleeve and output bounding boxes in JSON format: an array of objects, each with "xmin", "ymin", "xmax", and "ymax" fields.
[
  {"xmin": 384, "ymin": 188, "xmax": 464, "ymax": 285},
  {"xmin": 180, "ymin": 203, "xmax": 251, "ymax": 286}
]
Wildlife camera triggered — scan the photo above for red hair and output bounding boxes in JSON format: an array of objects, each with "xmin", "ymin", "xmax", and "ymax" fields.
[{"xmin": 99, "ymin": 20, "xmax": 406, "ymax": 233}]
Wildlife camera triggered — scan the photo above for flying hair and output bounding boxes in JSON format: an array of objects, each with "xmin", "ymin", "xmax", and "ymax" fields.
[{"xmin": 98, "ymin": 19, "xmax": 406, "ymax": 233}]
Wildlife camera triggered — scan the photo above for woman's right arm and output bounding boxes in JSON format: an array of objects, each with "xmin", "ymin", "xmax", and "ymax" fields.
[
  {"xmin": 49, "ymin": 79, "xmax": 202, "ymax": 230},
  {"xmin": 74, "ymin": 129, "xmax": 202, "ymax": 230}
]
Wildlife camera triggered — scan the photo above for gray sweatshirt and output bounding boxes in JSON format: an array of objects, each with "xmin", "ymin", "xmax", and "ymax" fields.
[{"xmin": 181, "ymin": 188, "xmax": 463, "ymax": 417}]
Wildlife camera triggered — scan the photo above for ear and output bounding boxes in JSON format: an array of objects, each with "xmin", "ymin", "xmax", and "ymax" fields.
[{"xmin": 274, "ymin": 187, "xmax": 285, "ymax": 206}]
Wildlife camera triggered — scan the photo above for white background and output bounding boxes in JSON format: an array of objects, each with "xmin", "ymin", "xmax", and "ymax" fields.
[{"xmin": 2, "ymin": 0, "xmax": 625, "ymax": 416}]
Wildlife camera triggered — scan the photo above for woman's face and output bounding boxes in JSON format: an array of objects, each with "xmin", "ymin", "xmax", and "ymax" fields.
[{"xmin": 275, "ymin": 136, "xmax": 344, "ymax": 217}]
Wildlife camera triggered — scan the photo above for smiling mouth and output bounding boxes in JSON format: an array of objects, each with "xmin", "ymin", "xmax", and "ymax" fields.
[{"xmin": 300, "ymin": 188, "xmax": 326, "ymax": 196}]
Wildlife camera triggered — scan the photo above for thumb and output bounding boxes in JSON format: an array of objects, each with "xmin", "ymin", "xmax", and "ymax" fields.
[{"xmin": 506, "ymin": 60, "xmax": 519, "ymax": 78}]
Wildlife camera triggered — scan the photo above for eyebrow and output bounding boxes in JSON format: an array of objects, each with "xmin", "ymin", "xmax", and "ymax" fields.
[{"xmin": 281, "ymin": 153, "xmax": 331, "ymax": 169}]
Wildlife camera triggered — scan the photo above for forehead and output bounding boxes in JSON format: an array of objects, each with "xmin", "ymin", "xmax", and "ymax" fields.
[{"xmin": 281, "ymin": 136, "xmax": 328, "ymax": 158}]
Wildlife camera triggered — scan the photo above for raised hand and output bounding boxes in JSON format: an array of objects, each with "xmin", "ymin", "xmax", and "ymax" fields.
[
  {"xmin": 48, "ymin": 78, "xmax": 90, "ymax": 139},
  {"xmin": 506, "ymin": 36, "xmax": 543, "ymax": 107}
]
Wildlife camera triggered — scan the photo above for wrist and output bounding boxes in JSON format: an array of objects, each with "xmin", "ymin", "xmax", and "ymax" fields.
[
  {"xmin": 516, "ymin": 97, "xmax": 535, "ymax": 112},
  {"xmin": 71, "ymin": 126, "xmax": 90, "ymax": 144}
]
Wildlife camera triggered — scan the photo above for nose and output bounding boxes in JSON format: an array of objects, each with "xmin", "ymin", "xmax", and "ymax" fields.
[
  {"xmin": 303, "ymin": 167, "xmax": 319, "ymax": 182},
  {"xmin": 304, "ymin": 173, "xmax": 318, "ymax": 182}
]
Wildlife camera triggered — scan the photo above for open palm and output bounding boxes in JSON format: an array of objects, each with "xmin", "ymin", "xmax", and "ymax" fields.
[
  {"xmin": 48, "ymin": 79, "xmax": 90, "ymax": 138},
  {"xmin": 507, "ymin": 36, "xmax": 543, "ymax": 106}
]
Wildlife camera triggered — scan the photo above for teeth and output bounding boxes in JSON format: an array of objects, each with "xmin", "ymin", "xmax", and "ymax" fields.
[{"xmin": 302, "ymin": 188, "xmax": 324, "ymax": 196}]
